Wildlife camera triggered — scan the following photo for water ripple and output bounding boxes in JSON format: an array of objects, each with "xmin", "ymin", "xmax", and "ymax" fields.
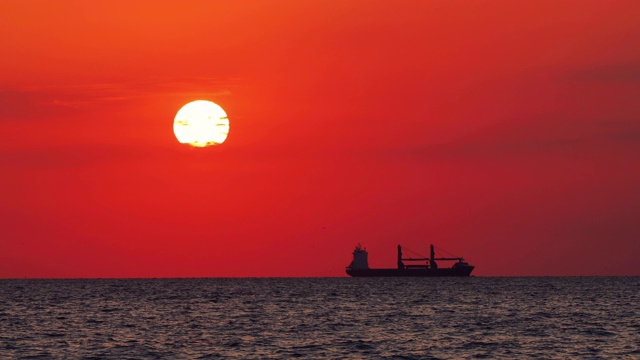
[{"xmin": 0, "ymin": 277, "xmax": 639, "ymax": 358}]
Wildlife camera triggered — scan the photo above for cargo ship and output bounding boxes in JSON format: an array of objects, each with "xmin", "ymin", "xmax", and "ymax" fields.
[{"xmin": 346, "ymin": 244, "xmax": 474, "ymax": 277}]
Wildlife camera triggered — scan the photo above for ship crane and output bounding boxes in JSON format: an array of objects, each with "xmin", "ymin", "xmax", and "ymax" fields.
[{"xmin": 398, "ymin": 244, "xmax": 468, "ymax": 269}]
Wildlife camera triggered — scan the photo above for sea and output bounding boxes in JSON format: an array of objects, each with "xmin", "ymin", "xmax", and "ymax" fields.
[{"xmin": 1, "ymin": 277, "xmax": 638, "ymax": 359}]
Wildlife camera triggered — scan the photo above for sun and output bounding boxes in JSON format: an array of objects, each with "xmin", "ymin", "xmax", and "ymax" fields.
[{"xmin": 173, "ymin": 100, "xmax": 229, "ymax": 147}]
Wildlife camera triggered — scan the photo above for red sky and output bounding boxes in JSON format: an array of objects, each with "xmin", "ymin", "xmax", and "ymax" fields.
[{"xmin": 1, "ymin": 1, "xmax": 639, "ymax": 277}]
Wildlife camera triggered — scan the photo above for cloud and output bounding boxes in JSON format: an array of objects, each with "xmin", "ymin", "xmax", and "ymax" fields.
[
  {"xmin": 0, "ymin": 89, "xmax": 71, "ymax": 120},
  {"xmin": 0, "ymin": 77, "xmax": 234, "ymax": 120},
  {"xmin": 381, "ymin": 117, "xmax": 640, "ymax": 163},
  {"xmin": 0, "ymin": 143, "xmax": 147, "ymax": 169},
  {"xmin": 566, "ymin": 62, "xmax": 640, "ymax": 83}
]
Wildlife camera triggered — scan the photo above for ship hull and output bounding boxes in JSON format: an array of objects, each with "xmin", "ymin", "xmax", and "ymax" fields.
[{"xmin": 346, "ymin": 266, "xmax": 474, "ymax": 277}]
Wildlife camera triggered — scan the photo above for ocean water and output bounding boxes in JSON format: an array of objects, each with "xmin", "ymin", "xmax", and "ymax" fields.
[{"xmin": 1, "ymin": 277, "xmax": 638, "ymax": 359}]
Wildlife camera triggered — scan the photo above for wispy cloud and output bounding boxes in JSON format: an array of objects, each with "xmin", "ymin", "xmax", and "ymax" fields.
[
  {"xmin": 0, "ymin": 143, "xmax": 134, "ymax": 169},
  {"xmin": 380, "ymin": 118, "xmax": 640, "ymax": 163},
  {"xmin": 0, "ymin": 77, "xmax": 235, "ymax": 120},
  {"xmin": 567, "ymin": 62, "xmax": 640, "ymax": 83}
]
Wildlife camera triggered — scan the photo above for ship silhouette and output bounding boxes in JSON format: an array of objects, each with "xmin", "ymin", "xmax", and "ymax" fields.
[{"xmin": 346, "ymin": 244, "xmax": 474, "ymax": 277}]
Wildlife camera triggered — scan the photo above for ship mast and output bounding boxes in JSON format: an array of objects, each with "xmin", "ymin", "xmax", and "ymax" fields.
[
  {"xmin": 397, "ymin": 245, "xmax": 405, "ymax": 269},
  {"xmin": 430, "ymin": 244, "xmax": 438, "ymax": 269}
]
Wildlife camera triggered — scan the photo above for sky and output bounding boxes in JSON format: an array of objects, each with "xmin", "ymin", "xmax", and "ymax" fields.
[{"xmin": 1, "ymin": 0, "xmax": 639, "ymax": 277}]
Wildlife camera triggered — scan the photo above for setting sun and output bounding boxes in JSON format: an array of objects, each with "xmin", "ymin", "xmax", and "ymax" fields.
[{"xmin": 173, "ymin": 100, "xmax": 229, "ymax": 147}]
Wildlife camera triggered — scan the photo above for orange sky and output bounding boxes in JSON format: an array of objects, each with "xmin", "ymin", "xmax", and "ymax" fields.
[{"xmin": 1, "ymin": 1, "xmax": 639, "ymax": 277}]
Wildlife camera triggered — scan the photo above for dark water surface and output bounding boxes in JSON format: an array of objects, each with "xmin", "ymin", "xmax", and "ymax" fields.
[{"xmin": 1, "ymin": 277, "xmax": 639, "ymax": 359}]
